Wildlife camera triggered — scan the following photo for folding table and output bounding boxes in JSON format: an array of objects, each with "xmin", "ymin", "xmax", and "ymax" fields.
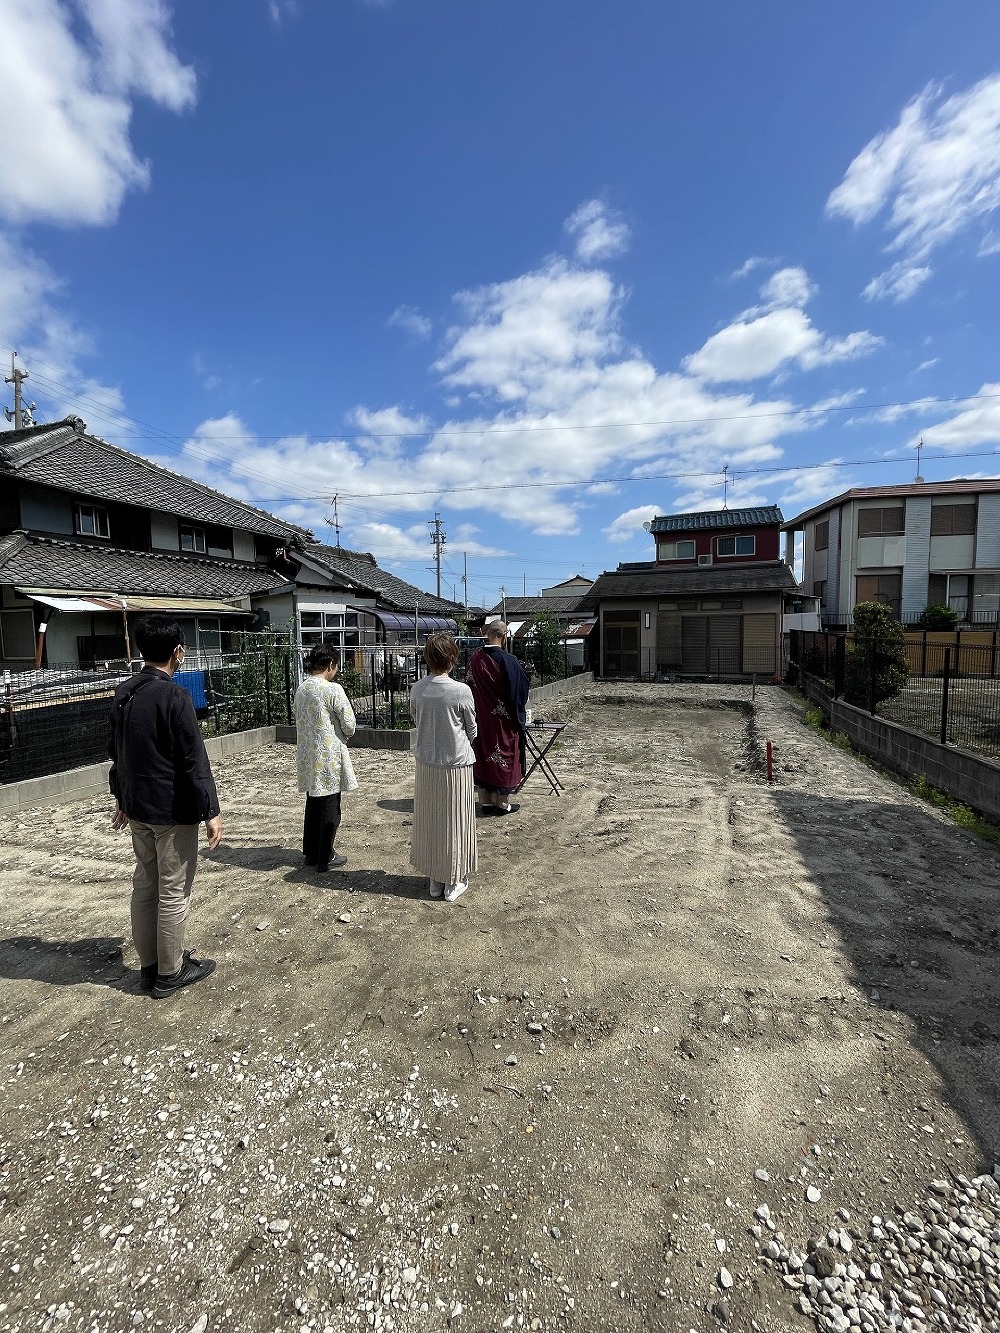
[{"xmin": 518, "ymin": 721, "xmax": 566, "ymax": 795}]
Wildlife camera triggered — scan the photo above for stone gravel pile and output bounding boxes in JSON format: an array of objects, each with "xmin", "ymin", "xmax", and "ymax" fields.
[{"xmin": 754, "ymin": 1171, "xmax": 1000, "ymax": 1332}]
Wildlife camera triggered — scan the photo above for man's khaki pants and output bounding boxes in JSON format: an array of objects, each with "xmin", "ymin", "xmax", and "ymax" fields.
[{"xmin": 129, "ymin": 822, "xmax": 200, "ymax": 978}]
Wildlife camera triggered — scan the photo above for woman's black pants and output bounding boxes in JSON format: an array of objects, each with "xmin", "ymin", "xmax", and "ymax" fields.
[{"xmin": 302, "ymin": 793, "xmax": 342, "ymax": 870}]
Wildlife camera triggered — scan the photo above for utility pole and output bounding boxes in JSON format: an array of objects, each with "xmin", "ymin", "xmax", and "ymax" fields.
[
  {"xmin": 4, "ymin": 353, "xmax": 31, "ymax": 429},
  {"xmin": 462, "ymin": 552, "xmax": 468, "ymax": 610},
  {"xmin": 428, "ymin": 512, "xmax": 446, "ymax": 599},
  {"xmin": 722, "ymin": 463, "xmax": 730, "ymax": 509}
]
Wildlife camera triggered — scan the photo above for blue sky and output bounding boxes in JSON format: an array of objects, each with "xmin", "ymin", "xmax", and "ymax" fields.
[{"xmin": 3, "ymin": 1, "xmax": 1000, "ymax": 607}]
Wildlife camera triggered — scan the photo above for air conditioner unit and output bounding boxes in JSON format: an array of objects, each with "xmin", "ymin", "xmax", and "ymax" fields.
[{"xmin": 698, "ymin": 554, "xmax": 713, "ymax": 566}]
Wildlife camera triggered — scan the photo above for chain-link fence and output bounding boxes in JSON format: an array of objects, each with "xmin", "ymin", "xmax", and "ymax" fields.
[
  {"xmin": 1, "ymin": 635, "xmax": 583, "ymax": 785},
  {"xmin": 788, "ymin": 629, "xmax": 1000, "ymax": 759}
]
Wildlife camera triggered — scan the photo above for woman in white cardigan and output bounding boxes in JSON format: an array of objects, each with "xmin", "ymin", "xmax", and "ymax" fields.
[
  {"xmin": 294, "ymin": 643, "xmax": 357, "ymax": 872},
  {"xmin": 409, "ymin": 633, "xmax": 478, "ymax": 902}
]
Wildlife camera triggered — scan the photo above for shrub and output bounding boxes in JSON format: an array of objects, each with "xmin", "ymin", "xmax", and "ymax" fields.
[
  {"xmin": 916, "ymin": 604, "xmax": 959, "ymax": 630},
  {"xmin": 844, "ymin": 602, "xmax": 909, "ymax": 709}
]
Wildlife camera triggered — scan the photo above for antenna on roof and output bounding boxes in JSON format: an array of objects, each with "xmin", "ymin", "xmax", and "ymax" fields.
[
  {"xmin": 722, "ymin": 463, "xmax": 730, "ymax": 509},
  {"xmin": 331, "ymin": 493, "xmax": 342, "ymax": 548},
  {"xmin": 914, "ymin": 437, "xmax": 925, "ymax": 484}
]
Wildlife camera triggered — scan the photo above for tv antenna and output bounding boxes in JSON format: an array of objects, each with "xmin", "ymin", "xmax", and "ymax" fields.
[{"xmin": 914, "ymin": 438, "xmax": 925, "ymax": 483}]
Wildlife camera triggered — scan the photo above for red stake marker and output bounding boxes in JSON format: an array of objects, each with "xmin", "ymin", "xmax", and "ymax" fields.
[{"xmin": 766, "ymin": 740, "xmax": 774, "ymax": 784}]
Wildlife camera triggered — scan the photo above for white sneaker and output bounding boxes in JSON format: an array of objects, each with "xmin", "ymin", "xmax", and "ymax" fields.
[
  {"xmin": 429, "ymin": 879, "xmax": 445, "ymax": 899},
  {"xmin": 444, "ymin": 880, "xmax": 468, "ymax": 903}
]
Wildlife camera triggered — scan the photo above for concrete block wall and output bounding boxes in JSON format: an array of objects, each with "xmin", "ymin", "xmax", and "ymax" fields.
[{"xmin": 793, "ymin": 668, "xmax": 1000, "ymax": 822}]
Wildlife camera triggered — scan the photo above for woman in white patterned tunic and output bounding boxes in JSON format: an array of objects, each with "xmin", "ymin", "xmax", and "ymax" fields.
[{"xmin": 294, "ymin": 644, "xmax": 358, "ymax": 872}]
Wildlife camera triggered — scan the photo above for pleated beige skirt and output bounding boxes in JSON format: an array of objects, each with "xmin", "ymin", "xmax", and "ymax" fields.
[{"xmin": 410, "ymin": 761, "xmax": 478, "ymax": 886}]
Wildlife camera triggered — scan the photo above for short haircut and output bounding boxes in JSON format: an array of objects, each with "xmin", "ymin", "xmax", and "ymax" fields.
[
  {"xmin": 485, "ymin": 620, "xmax": 508, "ymax": 642},
  {"xmin": 134, "ymin": 615, "xmax": 185, "ymax": 663},
  {"xmin": 308, "ymin": 643, "xmax": 341, "ymax": 673},
  {"xmin": 424, "ymin": 632, "xmax": 459, "ymax": 673}
]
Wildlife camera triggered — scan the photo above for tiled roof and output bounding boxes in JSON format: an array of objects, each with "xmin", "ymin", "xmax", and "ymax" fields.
[
  {"xmin": 0, "ymin": 418, "xmax": 305, "ymax": 539},
  {"xmin": 484, "ymin": 595, "xmax": 589, "ymax": 616},
  {"xmin": 297, "ymin": 542, "xmax": 464, "ymax": 616},
  {"xmin": 584, "ymin": 561, "xmax": 798, "ymax": 602},
  {"xmin": 782, "ymin": 479, "xmax": 1000, "ymax": 529},
  {"xmin": 0, "ymin": 531, "xmax": 288, "ymax": 599},
  {"xmin": 650, "ymin": 506, "xmax": 783, "ymax": 532}
]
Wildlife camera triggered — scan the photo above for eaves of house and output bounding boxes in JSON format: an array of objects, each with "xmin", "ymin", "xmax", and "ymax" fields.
[
  {"xmin": 584, "ymin": 560, "xmax": 798, "ymax": 603},
  {"xmin": 781, "ymin": 480, "xmax": 1000, "ymax": 530},
  {"xmin": 0, "ymin": 530, "xmax": 289, "ymax": 601}
]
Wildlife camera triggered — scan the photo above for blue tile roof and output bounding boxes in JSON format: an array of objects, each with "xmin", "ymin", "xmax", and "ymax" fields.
[{"xmin": 649, "ymin": 506, "xmax": 783, "ymax": 533}]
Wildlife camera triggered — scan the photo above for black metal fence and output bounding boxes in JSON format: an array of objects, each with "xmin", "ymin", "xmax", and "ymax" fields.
[
  {"xmin": 1, "ymin": 637, "xmax": 583, "ymax": 785},
  {"xmin": 788, "ymin": 629, "xmax": 1000, "ymax": 759}
]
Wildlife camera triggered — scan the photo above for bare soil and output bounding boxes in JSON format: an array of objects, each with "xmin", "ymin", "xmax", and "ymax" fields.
[{"xmin": 0, "ymin": 683, "xmax": 997, "ymax": 1333}]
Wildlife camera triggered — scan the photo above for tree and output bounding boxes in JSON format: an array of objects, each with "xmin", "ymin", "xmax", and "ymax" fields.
[
  {"xmin": 530, "ymin": 610, "xmax": 565, "ymax": 681},
  {"xmin": 916, "ymin": 603, "xmax": 959, "ymax": 630},
  {"xmin": 844, "ymin": 601, "xmax": 909, "ymax": 710}
]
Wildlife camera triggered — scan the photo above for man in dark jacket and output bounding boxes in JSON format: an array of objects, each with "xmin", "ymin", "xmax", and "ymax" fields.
[{"xmin": 109, "ymin": 615, "xmax": 222, "ymax": 998}]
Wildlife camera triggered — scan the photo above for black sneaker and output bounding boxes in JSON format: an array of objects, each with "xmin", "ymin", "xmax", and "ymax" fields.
[
  {"xmin": 139, "ymin": 963, "xmax": 158, "ymax": 993},
  {"xmin": 151, "ymin": 952, "xmax": 217, "ymax": 999},
  {"xmin": 318, "ymin": 853, "xmax": 348, "ymax": 871}
]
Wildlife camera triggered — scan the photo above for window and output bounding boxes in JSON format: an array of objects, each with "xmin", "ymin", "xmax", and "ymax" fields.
[
  {"xmin": 973, "ymin": 573, "xmax": 1000, "ymax": 621},
  {"xmin": 856, "ymin": 573, "xmax": 902, "ymax": 618},
  {"xmin": 299, "ymin": 610, "xmax": 359, "ymax": 652},
  {"xmin": 814, "ymin": 519, "xmax": 829, "ymax": 551},
  {"xmin": 858, "ymin": 506, "xmax": 904, "ymax": 537},
  {"xmin": 180, "ymin": 524, "xmax": 207, "ymax": 554},
  {"xmin": 75, "ymin": 502, "xmax": 110, "ymax": 539},
  {"xmin": 658, "ymin": 539, "xmax": 696, "ymax": 560},
  {"xmin": 716, "ymin": 534, "xmax": 755, "ymax": 557},
  {"xmin": 721, "ymin": 598, "xmax": 743, "ymax": 610},
  {"xmin": 701, "ymin": 600, "xmax": 722, "ymax": 611},
  {"xmin": 812, "ymin": 580, "xmax": 826, "ymax": 603},
  {"xmin": 930, "ymin": 504, "xmax": 976, "ymax": 536}
]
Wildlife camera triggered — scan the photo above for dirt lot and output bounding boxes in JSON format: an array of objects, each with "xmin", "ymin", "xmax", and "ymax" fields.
[{"xmin": 0, "ymin": 683, "xmax": 998, "ymax": 1333}]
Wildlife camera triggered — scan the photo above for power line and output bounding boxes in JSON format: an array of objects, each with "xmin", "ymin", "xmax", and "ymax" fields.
[{"xmin": 7, "ymin": 347, "xmax": 999, "ymax": 445}]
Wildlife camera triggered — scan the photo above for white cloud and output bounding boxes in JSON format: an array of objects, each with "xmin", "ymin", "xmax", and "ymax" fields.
[
  {"xmin": 435, "ymin": 260, "xmax": 626, "ymax": 403},
  {"xmin": 759, "ymin": 266, "xmax": 815, "ymax": 309},
  {"xmin": 684, "ymin": 307, "xmax": 881, "ymax": 383},
  {"xmin": 161, "ymin": 225, "xmax": 888, "ymax": 549},
  {"xmin": 979, "ymin": 229, "xmax": 1000, "ymax": 257},
  {"xmin": 916, "ymin": 358, "xmax": 940, "ymax": 373},
  {"xmin": 387, "ymin": 305, "xmax": 432, "ymax": 341},
  {"xmin": 603, "ymin": 505, "xmax": 660, "ymax": 544},
  {"xmin": 0, "ymin": 233, "xmax": 127, "ymax": 426},
  {"xmin": 915, "ymin": 384, "xmax": 1000, "ymax": 450},
  {"xmin": 827, "ymin": 75, "xmax": 1000, "ymax": 293},
  {"xmin": 861, "ymin": 261, "xmax": 932, "ymax": 303},
  {"xmin": 684, "ymin": 267, "xmax": 880, "ymax": 382},
  {"xmin": 564, "ymin": 200, "xmax": 631, "ymax": 263},
  {"xmin": 0, "ymin": 0, "xmax": 195, "ymax": 227},
  {"xmin": 268, "ymin": 0, "xmax": 297, "ymax": 21},
  {"xmin": 731, "ymin": 256, "xmax": 779, "ymax": 280}
]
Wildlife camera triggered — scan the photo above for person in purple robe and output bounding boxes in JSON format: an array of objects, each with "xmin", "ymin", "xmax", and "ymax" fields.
[{"xmin": 466, "ymin": 620, "xmax": 530, "ymax": 815}]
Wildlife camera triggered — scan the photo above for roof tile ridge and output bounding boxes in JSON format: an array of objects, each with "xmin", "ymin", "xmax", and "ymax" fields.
[
  {"xmin": 72, "ymin": 429, "xmax": 309, "ymax": 537},
  {"xmin": 0, "ymin": 424, "xmax": 78, "ymax": 469}
]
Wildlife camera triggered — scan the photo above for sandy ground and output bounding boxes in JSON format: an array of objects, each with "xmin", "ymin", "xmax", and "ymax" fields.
[{"xmin": 0, "ymin": 683, "xmax": 998, "ymax": 1333}]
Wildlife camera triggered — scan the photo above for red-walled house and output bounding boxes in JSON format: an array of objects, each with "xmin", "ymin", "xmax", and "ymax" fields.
[{"xmin": 586, "ymin": 505, "xmax": 800, "ymax": 677}]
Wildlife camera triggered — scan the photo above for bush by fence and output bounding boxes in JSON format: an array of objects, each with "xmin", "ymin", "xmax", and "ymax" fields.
[{"xmin": 788, "ymin": 628, "xmax": 1000, "ymax": 759}]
